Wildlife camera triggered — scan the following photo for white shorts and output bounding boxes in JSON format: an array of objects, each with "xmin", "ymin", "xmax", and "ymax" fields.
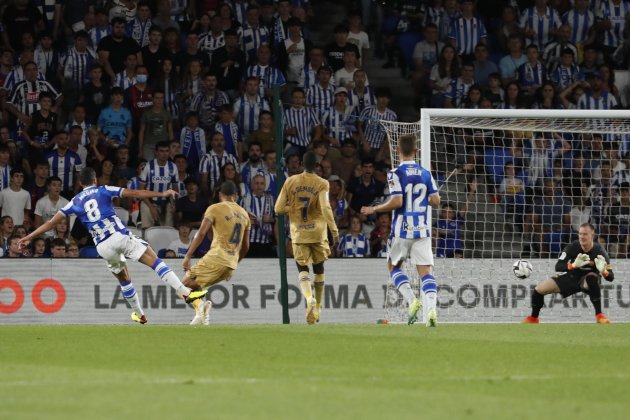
[
  {"xmin": 388, "ymin": 237, "xmax": 434, "ymax": 267},
  {"xmin": 96, "ymin": 231, "xmax": 149, "ymax": 274}
]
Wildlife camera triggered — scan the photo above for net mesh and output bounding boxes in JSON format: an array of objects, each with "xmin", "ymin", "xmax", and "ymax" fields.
[{"xmin": 378, "ymin": 111, "xmax": 630, "ymax": 323}]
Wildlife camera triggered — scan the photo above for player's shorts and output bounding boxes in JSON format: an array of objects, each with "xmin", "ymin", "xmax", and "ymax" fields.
[
  {"xmin": 388, "ymin": 236, "xmax": 434, "ymax": 266},
  {"xmin": 96, "ymin": 231, "xmax": 148, "ymax": 274},
  {"xmin": 292, "ymin": 241, "xmax": 330, "ymax": 266},
  {"xmin": 188, "ymin": 257, "xmax": 235, "ymax": 288},
  {"xmin": 552, "ymin": 271, "xmax": 600, "ymax": 298}
]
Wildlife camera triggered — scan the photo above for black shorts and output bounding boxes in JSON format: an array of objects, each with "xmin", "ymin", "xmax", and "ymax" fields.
[{"xmin": 552, "ymin": 272, "xmax": 600, "ymax": 298}]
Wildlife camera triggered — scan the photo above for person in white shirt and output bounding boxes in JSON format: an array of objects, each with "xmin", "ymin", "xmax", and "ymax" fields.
[
  {"xmin": 0, "ymin": 169, "xmax": 31, "ymax": 226},
  {"xmin": 334, "ymin": 49, "xmax": 368, "ymax": 90},
  {"xmin": 167, "ymin": 223, "xmax": 192, "ymax": 257},
  {"xmin": 347, "ymin": 12, "xmax": 370, "ymax": 64},
  {"xmin": 33, "ymin": 176, "xmax": 69, "ymax": 235}
]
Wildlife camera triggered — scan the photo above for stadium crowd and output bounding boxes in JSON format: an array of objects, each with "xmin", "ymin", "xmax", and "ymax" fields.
[{"xmin": 0, "ymin": 0, "xmax": 629, "ymax": 260}]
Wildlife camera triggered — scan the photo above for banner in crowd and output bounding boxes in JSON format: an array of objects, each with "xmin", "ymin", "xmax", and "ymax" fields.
[{"xmin": 1, "ymin": 259, "xmax": 629, "ymax": 324}]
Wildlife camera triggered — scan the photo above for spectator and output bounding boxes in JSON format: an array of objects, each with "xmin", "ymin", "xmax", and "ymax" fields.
[
  {"xmin": 563, "ymin": 0, "xmax": 596, "ymax": 47},
  {"xmin": 2, "ymin": 50, "xmax": 44, "ymax": 94},
  {"xmin": 577, "ymin": 71, "xmax": 618, "ymax": 109},
  {"xmin": 334, "ymin": 50, "xmax": 366, "ymax": 91},
  {"xmin": 64, "ymin": 104, "xmax": 92, "ymax": 147},
  {"xmin": 332, "ymin": 139, "xmax": 361, "ymax": 184},
  {"xmin": 240, "ymin": 141, "xmax": 265, "ymax": 188},
  {"xmin": 346, "ymin": 158, "xmax": 384, "ymax": 220},
  {"xmin": 250, "ymin": 111, "xmax": 275, "ymax": 154},
  {"xmin": 66, "ymin": 242, "xmax": 80, "ymax": 257},
  {"xmin": 67, "ymin": 126, "xmax": 88, "ymax": 168},
  {"xmin": 97, "ymin": 17, "xmax": 141, "ymax": 82},
  {"xmin": 434, "ymin": 187, "xmax": 474, "ymax": 258},
  {"xmin": 114, "ymin": 53, "xmax": 138, "ymax": 90},
  {"xmin": 369, "ymin": 211, "xmax": 391, "ymax": 257},
  {"xmin": 113, "ymin": 145, "xmax": 135, "ymax": 181},
  {"xmin": 598, "ymin": 64, "xmax": 622, "ymax": 103},
  {"xmin": 34, "ymin": 31, "xmax": 60, "ymax": 88},
  {"xmin": 96, "ymin": 159, "xmax": 119, "ymax": 188},
  {"xmin": 213, "ymin": 161, "xmax": 246, "ymax": 202},
  {"xmin": 167, "ymin": 223, "xmax": 192, "ymax": 257},
  {"xmin": 439, "ymin": 0, "xmax": 462, "ymax": 43},
  {"xmin": 23, "ymin": 92, "xmax": 59, "ymax": 163},
  {"xmin": 88, "ymin": 9, "xmax": 112, "ymax": 49},
  {"xmin": 1, "ymin": 0, "xmax": 45, "ymax": 52},
  {"xmin": 359, "ymin": 87, "xmax": 397, "ymax": 153},
  {"xmin": 233, "ymin": 77, "xmax": 270, "ymax": 138},
  {"xmin": 176, "ymin": 31, "xmax": 210, "ymax": 72},
  {"xmin": 98, "ymin": 87, "xmax": 133, "ymax": 150},
  {"xmin": 238, "ymin": 5, "xmax": 270, "ymax": 64},
  {"xmin": 542, "ymin": 23, "xmax": 578, "ymax": 74},
  {"xmin": 581, "ymin": 45, "xmax": 601, "ymax": 78},
  {"xmin": 46, "ymin": 130, "xmax": 83, "ymax": 196},
  {"xmin": 499, "ymin": 35, "xmax": 527, "ymax": 85},
  {"xmin": 413, "ymin": 24, "xmax": 445, "ymax": 104},
  {"xmin": 501, "ymin": 81, "xmax": 524, "ymax": 109},
  {"xmin": 61, "ymin": 31, "xmax": 97, "ymax": 110},
  {"xmin": 189, "ymin": 72, "xmax": 229, "ymax": 133},
  {"xmin": 605, "ymin": 182, "xmax": 630, "ymax": 257},
  {"xmin": 298, "ymin": 46, "xmax": 326, "ymax": 89},
  {"xmin": 245, "ymin": 45, "xmax": 286, "ymax": 100},
  {"xmin": 306, "ymin": 66, "xmax": 335, "ymax": 117},
  {"xmin": 471, "ymin": 43, "xmax": 497, "ymax": 89},
  {"xmin": 517, "ymin": 44, "xmax": 547, "ymax": 102},
  {"xmin": 199, "ymin": 132, "xmax": 238, "ymax": 196},
  {"xmin": 241, "ymin": 173, "xmax": 275, "ymax": 257},
  {"xmin": 337, "ymin": 214, "xmax": 369, "ymax": 258},
  {"xmin": 4, "ymin": 235, "xmax": 24, "ymax": 258},
  {"xmin": 0, "ymin": 169, "xmax": 30, "ymax": 226},
  {"xmin": 444, "ymin": 62, "xmax": 475, "ymax": 108},
  {"xmin": 322, "ymin": 87, "xmax": 358, "ymax": 149},
  {"xmin": 596, "ymin": 0, "xmax": 630, "ymax": 60},
  {"xmin": 527, "ymin": 179, "xmax": 571, "ymax": 257},
  {"xmin": 175, "ymin": 177, "xmax": 208, "ymax": 228},
  {"xmin": 50, "ymin": 215, "xmax": 72, "ymax": 245},
  {"xmin": 127, "ymin": 1, "xmax": 152, "ymax": 47},
  {"xmin": 80, "ymin": 64, "xmax": 111, "ymax": 124},
  {"xmin": 198, "ymin": 14, "xmax": 226, "ymax": 64},
  {"xmin": 140, "ymin": 27, "xmax": 167, "ymax": 81},
  {"xmin": 0, "ymin": 144, "xmax": 11, "ymax": 191},
  {"xmin": 138, "ymin": 90, "xmax": 172, "ymax": 159},
  {"xmin": 520, "ymin": 0, "xmax": 562, "ymax": 49},
  {"xmin": 214, "ymin": 104, "xmax": 243, "ymax": 162},
  {"xmin": 459, "ymin": 83, "xmax": 483, "ymax": 108},
  {"xmin": 498, "ymin": 162, "xmax": 526, "ymax": 228},
  {"xmin": 328, "ymin": 174, "xmax": 349, "ymax": 230},
  {"xmin": 139, "ymin": 141, "xmax": 179, "ymax": 228},
  {"xmin": 429, "ymin": 44, "xmax": 460, "ymax": 107},
  {"xmin": 283, "ymin": 87, "xmax": 322, "ymax": 155},
  {"xmin": 31, "ymin": 236, "xmax": 46, "ymax": 257},
  {"xmin": 325, "ymin": 24, "xmax": 360, "ymax": 72},
  {"xmin": 33, "ymin": 175, "xmax": 68, "ymax": 232},
  {"xmin": 589, "ymin": 160, "xmax": 615, "ymax": 229},
  {"xmin": 496, "ymin": 5, "xmax": 524, "ymax": 54},
  {"xmin": 448, "ymin": 0, "xmax": 487, "ymax": 62},
  {"xmin": 152, "ymin": 0, "xmax": 181, "ymax": 32},
  {"xmin": 347, "ymin": 69, "xmax": 376, "ymax": 114},
  {"xmin": 347, "ymin": 11, "xmax": 370, "ymax": 62},
  {"xmin": 533, "ymin": 82, "xmax": 562, "ymax": 109},
  {"xmin": 210, "ymin": 29, "xmax": 246, "ymax": 98},
  {"xmin": 271, "ymin": 0, "xmax": 292, "ymax": 49},
  {"xmin": 549, "ymin": 48, "xmax": 584, "ymax": 90},
  {"xmin": 49, "ymin": 237, "xmax": 67, "ymax": 257},
  {"xmin": 7, "ymin": 61, "xmax": 62, "ymax": 124}
]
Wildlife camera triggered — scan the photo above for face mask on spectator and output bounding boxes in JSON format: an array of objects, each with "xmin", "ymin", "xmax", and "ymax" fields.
[{"xmin": 136, "ymin": 74, "xmax": 148, "ymax": 84}]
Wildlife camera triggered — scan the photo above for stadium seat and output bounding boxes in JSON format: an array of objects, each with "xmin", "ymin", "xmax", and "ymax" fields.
[
  {"xmin": 127, "ymin": 226, "xmax": 142, "ymax": 238},
  {"xmin": 114, "ymin": 207, "xmax": 130, "ymax": 225},
  {"xmin": 79, "ymin": 246, "xmax": 100, "ymax": 258},
  {"xmin": 144, "ymin": 226, "xmax": 178, "ymax": 254}
]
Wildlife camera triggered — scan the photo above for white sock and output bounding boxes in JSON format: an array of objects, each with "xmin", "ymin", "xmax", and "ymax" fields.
[
  {"xmin": 425, "ymin": 291, "xmax": 437, "ymax": 312},
  {"xmin": 120, "ymin": 281, "xmax": 144, "ymax": 315},
  {"xmin": 152, "ymin": 259, "xmax": 191, "ymax": 297},
  {"xmin": 398, "ymin": 282, "xmax": 416, "ymax": 305}
]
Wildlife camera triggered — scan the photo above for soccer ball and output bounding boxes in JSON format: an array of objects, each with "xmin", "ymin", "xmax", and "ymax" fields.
[{"xmin": 512, "ymin": 260, "xmax": 533, "ymax": 279}]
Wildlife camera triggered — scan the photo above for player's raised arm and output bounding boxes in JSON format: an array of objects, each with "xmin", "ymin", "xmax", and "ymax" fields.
[
  {"xmin": 122, "ymin": 188, "xmax": 179, "ymax": 200},
  {"xmin": 18, "ymin": 211, "xmax": 67, "ymax": 250},
  {"xmin": 183, "ymin": 215, "xmax": 213, "ymax": 271}
]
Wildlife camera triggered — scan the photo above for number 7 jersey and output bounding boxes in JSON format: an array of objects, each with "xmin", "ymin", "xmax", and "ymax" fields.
[
  {"xmin": 388, "ymin": 161, "xmax": 438, "ymax": 239},
  {"xmin": 60, "ymin": 185, "xmax": 128, "ymax": 245}
]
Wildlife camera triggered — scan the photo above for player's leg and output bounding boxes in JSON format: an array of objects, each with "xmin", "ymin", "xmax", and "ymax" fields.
[
  {"xmin": 388, "ymin": 238, "xmax": 421, "ymax": 324},
  {"xmin": 182, "ymin": 261, "xmax": 233, "ymax": 325},
  {"xmin": 411, "ymin": 238, "xmax": 437, "ymax": 327},
  {"xmin": 581, "ymin": 273, "xmax": 611, "ymax": 323},
  {"xmin": 523, "ymin": 277, "xmax": 562, "ymax": 323},
  {"xmin": 312, "ymin": 261, "xmax": 325, "ymax": 323}
]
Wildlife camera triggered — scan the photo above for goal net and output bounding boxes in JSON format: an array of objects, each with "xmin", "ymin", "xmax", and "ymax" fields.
[{"xmin": 380, "ymin": 109, "xmax": 630, "ymax": 323}]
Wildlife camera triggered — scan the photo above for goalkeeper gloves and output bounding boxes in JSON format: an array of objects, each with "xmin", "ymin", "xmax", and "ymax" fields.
[
  {"xmin": 595, "ymin": 255, "xmax": 609, "ymax": 277},
  {"xmin": 568, "ymin": 253, "xmax": 590, "ymax": 270}
]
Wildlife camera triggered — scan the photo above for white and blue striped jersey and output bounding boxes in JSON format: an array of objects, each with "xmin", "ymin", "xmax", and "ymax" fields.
[
  {"xmin": 114, "ymin": 70, "xmax": 136, "ymax": 90},
  {"xmin": 238, "ymin": 24, "xmax": 270, "ymax": 63},
  {"xmin": 597, "ymin": 0, "xmax": 630, "ymax": 47},
  {"xmin": 33, "ymin": 46, "xmax": 60, "ymax": 79},
  {"xmin": 189, "ymin": 90, "xmax": 230, "ymax": 129},
  {"xmin": 444, "ymin": 77, "xmax": 474, "ymax": 107},
  {"xmin": 306, "ymin": 83, "xmax": 335, "ymax": 115},
  {"xmin": 0, "ymin": 164, "xmax": 11, "ymax": 191},
  {"xmin": 139, "ymin": 159, "xmax": 179, "ymax": 203},
  {"xmin": 62, "ymin": 47, "xmax": 97, "ymax": 87},
  {"xmin": 230, "ymin": 0, "xmax": 248, "ymax": 25},
  {"xmin": 199, "ymin": 150, "xmax": 238, "ymax": 191},
  {"xmin": 240, "ymin": 160, "xmax": 266, "ymax": 187},
  {"xmin": 283, "ymin": 106, "xmax": 321, "ymax": 147},
  {"xmin": 322, "ymin": 105, "xmax": 358, "ymax": 141},
  {"xmin": 64, "ymin": 119, "xmax": 92, "ymax": 146},
  {"xmin": 214, "ymin": 121, "xmax": 241, "ymax": 158},
  {"xmin": 180, "ymin": 126, "xmax": 206, "ymax": 171},
  {"xmin": 35, "ymin": 0, "xmax": 56, "ymax": 25},
  {"xmin": 245, "ymin": 64, "xmax": 287, "ymax": 96},
  {"xmin": 517, "ymin": 61, "xmax": 546, "ymax": 89},
  {"xmin": 347, "ymin": 86, "xmax": 376, "ymax": 114},
  {"xmin": 46, "ymin": 150, "xmax": 84, "ymax": 191},
  {"xmin": 541, "ymin": 41, "xmax": 578, "ymax": 73},
  {"xmin": 563, "ymin": 8, "xmax": 595, "ymax": 45},
  {"xmin": 240, "ymin": 192, "xmax": 274, "ymax": 244},
  {"xmin": 88, "ymin": 26, "xmax": 112, "ymax": 49},
  {"xmin": 549, "ymin": 63, "xmax": 584, "ymax": 89},
  {"xmin": 577, "ymin": 91, "xmax": 618, "ymax": 109},
  {"xmin": 233, "ymin": 94, "xmax": 271, "ymax": 135},
  {"xmin": 388, "ymin": 161, "xmax": 439, "ymax": 239},
  {"xmin": 359, "ymin": 106, "xmax": 397, "ymax": 150},
  {"xmin": 448, "ymin": 16, "xmax": 487, "ymax": 55},
  {"xmin": 520, "ymin": 6, "xmax": 562, "ymax": 48},
  {"xmin": 60, "ymin": 185, "xmax": 128, "ymax": 245},
  {"xmin": 338, "ymin": 233, "xmax": 370, "ymax": 257},
  {"xmin": 423, "ymin": 5, "xmax": 444, "ymax": 27}
]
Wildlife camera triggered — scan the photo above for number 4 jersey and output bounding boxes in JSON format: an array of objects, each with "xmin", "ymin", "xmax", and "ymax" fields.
[
  {"xmin": 388, "ymin": 161, "xmax": 438, "ymax": 239},
  {"xmin": 203, "ymin": 201, "xmax": 251, "ymax": 269},
  {"xmin": 60, "ymin": 185, "xmax": 128, "ymax": 245}
]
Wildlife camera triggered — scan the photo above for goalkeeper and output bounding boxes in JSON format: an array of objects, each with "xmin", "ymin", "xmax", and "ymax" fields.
[{"xmin": 523, "ymin": 222, "xmax": 614, "ymax": 324}]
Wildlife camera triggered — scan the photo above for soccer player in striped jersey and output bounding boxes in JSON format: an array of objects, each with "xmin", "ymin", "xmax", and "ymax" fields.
[
  {"xmin": 577, "ymin": 71, "xmax": 618, "ymax": 109},
  {"xmin": 7, "ymin": 61, "xmax": 61, "ymax": 122},
  {"xmin": 596, "ymin": 0, "xmax": 630, "ymax": 56},
  {"xmin": 46, "ymin": 131, "xmax": 83, "ymax": 197},
  {"xmin": 233, "ymin": 77, "xmax": 270, "ymax": 136},
  {"xmin": 239, "ymin": 173, "xmax": 275, "ymax": 257},
  {"xmin": 181, "ymin": 180, "xmax": 250, "ymax": 325},
  {"xmin": 361, "ymin": 134, "xmax": 441, "ymax": 327},
  {"xmin": 283, "ymin": 87, "xmax": 323, "ymax": 155},
  {"xmin": 358, "ymin": 87, "xmax": 397, "ymax": 151},
  {"xmin": 139, "ymin": 141, "xmax": 179, "ymax": 228},
  {"xmin": 18, "ymin": 167, "xmax": 208, "ymax": 324},
  {"xmin": 448, "ymin": 0, "xmax": 487, "ymax": 60},
  {"xmin": 275, "ymin": 152, "xmax": 339, "ymax": 324},
  {"xmin": 563, "ymin": 0, "xmax": 596, "ymax": 46},
  {"xmin": 520, "ymin": 0, "xmax": 562, "ymax": 49},
  {"xmin": 306, "ymin": 66, "xmax": 335, "ymax": 117},
  {"xmin": 199, "ymin": 132, "xmax": 238, "ymax": 196},
  {"xmin": 238, "ymin": 5, "xmax": 271, "ymax": 64}
]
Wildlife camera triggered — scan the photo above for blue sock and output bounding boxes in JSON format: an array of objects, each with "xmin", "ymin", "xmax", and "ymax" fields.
[
  {"xmin": 391, "ymin": 268, "xmax": 415, "ymax": 304},
  {"xmin": 120, "ymin": 280, "xmax": 143, "ymax": 315}
]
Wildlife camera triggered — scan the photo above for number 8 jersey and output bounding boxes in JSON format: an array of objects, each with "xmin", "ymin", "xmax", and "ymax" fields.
[
  {"xmin": 60, "ymin": 185, "xmax": 129, "ymax": 245},
  {"xmin": 388, "ymin": 160, "xmax": 438, "ymax": 239}
]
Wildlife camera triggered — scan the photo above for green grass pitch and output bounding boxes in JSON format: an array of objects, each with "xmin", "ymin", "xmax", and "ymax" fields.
[{"xmin": 1, "ymin": 324, "xmax": 630, "ymax": 420}]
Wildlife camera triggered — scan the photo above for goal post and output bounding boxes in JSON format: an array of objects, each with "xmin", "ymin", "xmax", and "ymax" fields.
[{"xmin": 379, "ymin": 108, "xmax": 630, "ymax": 323}]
